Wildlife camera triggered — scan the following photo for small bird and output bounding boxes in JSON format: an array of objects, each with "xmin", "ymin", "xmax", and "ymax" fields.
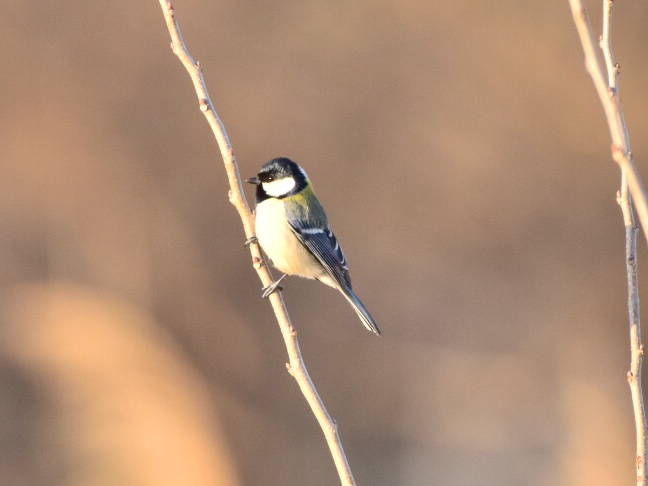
[{"xmin": 247, "ymin": 157, "xmax": 381, "ymax": 336}]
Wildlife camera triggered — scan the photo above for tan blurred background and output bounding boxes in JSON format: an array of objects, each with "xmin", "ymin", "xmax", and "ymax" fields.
[{"xmin": 2, "ymin": 1, "xmax": 648, "ymax": 485}]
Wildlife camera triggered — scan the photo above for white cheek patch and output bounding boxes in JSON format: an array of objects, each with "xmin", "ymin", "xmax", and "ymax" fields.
[{"xmin": 262, "ymin": 177, "xmax": 296, "ymax": 197}]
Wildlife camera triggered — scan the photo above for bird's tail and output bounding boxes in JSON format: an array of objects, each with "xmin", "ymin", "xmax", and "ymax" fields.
[{"xmin": 341, "ymin": 288, "xmax": 381, "ymax": 336}]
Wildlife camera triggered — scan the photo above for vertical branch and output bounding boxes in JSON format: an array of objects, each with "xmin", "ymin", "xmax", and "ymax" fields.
[
  {"xmin": 604, "ymin": 0, "xmax": 648, "ymax": 480},
  {"xmin": 567, "ymin": 0, "xmax": 648, "ymax": 238},
  {"xmin": 602, "ymin": 2, "xmax": 646, "ymax": 482},
  {"xmin": 156, "ymin": 2, "xmax": 356, "ymax": 485},
  {"xmin": 619, "ymin": 183, "xmax": 647, "ymax": 485},
  {"xmin": 568, "ymin": 1, "xmax": 647, "ymax": 483}
]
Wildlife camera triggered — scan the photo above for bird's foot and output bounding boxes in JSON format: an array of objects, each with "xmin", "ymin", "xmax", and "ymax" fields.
[
  {"xmin": 262, "ymin": 274, "xmax": 288, "ymax": 298},
  {"xmin": 244, "ymin": 236, "xmax": 258, "ymax": 247}
]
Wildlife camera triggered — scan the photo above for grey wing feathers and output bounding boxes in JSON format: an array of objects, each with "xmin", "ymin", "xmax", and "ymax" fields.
[
  {"xmin": 288, "ymin": 220, "xmax": 352, "ymax": 289},
  {"xmin": 288, "ymin": 217, "xmax": 382, "ymax": 336}
]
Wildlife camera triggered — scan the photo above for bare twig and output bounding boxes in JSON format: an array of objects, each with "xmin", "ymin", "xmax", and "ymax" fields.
[
  {"xmin": 604, "ymin": 1, "xmax": 648, "ymax": 480},
  {"xmin": 618, "ymin": 183, "xmax": 647, "ymax": 485},
  {"xmin": 568, "ymin": 1, "xmax": 647, "ymax": 483},
  {"xmin": 567, "ymin": 0, "xmax": 648, "ymax": 242},
  {"xmin": 156, "ymin": 2, "xmax": 356, "ymax": 484}
]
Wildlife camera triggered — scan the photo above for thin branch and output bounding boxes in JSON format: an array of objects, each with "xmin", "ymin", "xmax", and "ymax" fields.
[
  {"xmin": 567, "ymin": 0, "xmax": 648, "ymax": 242},
  {"xmin": 156, "ymin": 2, "xmax": 356, "ymax": 484},
  {"xmin": 568, "ymin": 1, "xmax": 647, "ymax": 483},
  {"xmin": 619, "ymin": 183, "xmax": 647, "ymax": 485},
  {"xmin": 603, "ymin": 1, "xmax": 648, "ymax": 481}
]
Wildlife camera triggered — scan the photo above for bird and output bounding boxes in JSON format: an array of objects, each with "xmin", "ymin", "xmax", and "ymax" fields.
[{"xmin": 246, "ymin": 157, "xmax": 381, "ymax": 336}]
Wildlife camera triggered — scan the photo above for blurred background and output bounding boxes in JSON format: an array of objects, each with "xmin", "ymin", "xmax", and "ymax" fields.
[{"xmin": 2, "ymin": 1, "xmax": 648, "ymax": 484}]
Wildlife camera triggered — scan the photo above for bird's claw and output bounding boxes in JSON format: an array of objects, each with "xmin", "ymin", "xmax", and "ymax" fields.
[
  {"xmin": 262, "ymin": 283, "xmax": 283, "ymax": 298},
  {"xmin": 244, "ymin": 236, "xmax": 258, "ymax": 247},
  {"xmin": 261, "ymin": 274, "xmax": 288, "ymax": 298}
]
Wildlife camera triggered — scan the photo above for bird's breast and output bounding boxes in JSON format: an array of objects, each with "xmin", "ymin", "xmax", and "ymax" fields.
[{"xmin": 255, "ymin": 199, "xmax": 324, "ymax": 279}]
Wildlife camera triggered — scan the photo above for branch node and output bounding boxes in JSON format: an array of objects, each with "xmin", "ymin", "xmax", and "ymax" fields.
[
  {"xmin": 286, "ymin": 363, "xmax": 296, "ymax": 376},
  {"xmin": 611, "ymin": 144, "xmax": 625, "ymax": 163},
  {"xmin": 199, "ymin": 98, "xmax": 209, "ymax": 112},
  {"xmin": 252, "ymin": 257, "xmax": 265, "ymax": 269}
]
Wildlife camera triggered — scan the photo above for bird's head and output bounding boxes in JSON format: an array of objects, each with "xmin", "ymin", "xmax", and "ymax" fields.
[{"xmin": 247, "ymin": 157, "xmax": 309, "ymax": 199}]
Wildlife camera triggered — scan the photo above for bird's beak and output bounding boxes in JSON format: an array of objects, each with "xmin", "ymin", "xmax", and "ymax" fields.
[{"xmin": 246, "ymin": 176, "xmax": 260, "ymax": 185}]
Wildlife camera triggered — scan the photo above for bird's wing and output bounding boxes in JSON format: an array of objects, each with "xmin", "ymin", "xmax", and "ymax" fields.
[{"xmin": 288, "ymin": 219, "xmax": 352, "ymax": 289}]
